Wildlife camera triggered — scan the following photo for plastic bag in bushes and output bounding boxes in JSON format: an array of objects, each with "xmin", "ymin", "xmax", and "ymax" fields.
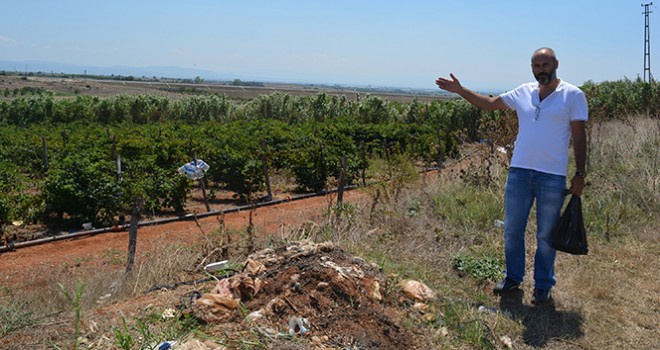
[{"xmin": 552, "ymin": 195, "xmax": 588, "ymax": 255}]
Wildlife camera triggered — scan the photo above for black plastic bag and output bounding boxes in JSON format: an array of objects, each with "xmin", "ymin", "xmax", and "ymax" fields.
[{"xmin": 551, "ymin": 195, "xmax": 588, "ymax": 255}]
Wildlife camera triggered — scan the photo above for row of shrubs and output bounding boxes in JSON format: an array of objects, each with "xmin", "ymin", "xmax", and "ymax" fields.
[
  {"xmin": 0, "ymin": 92, "xmax": 485, "ymax": 228},
  {"xmin": 1, "ymin": 78, "xmax": 657, "ymax": 229}
]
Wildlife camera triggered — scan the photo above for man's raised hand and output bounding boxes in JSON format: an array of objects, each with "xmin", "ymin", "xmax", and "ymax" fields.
[{"xmin": 435, "ymin": 73, "xmax": 462, "ymax": 93}]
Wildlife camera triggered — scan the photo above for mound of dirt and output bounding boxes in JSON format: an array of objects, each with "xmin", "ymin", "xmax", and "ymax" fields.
[{"xmin": 181, "ymin": 240, "xmax": 437, "ymax": 349}]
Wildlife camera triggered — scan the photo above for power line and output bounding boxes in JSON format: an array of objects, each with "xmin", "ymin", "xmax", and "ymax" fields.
[{"xmin": 642, "ymin": 2, "xmax": 654, "ymax": 82}]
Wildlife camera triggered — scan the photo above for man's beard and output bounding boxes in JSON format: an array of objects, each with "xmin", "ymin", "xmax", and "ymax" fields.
[{"xmin": 535, "ymin": 69, "xmax": 557, "ymax": 86}]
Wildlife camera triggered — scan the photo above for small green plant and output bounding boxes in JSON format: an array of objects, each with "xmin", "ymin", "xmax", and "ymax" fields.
[
  {"xmin": 323, "ymin": 201, "xmax": 356, "ymax": 224},
  {"xmin": 58, "ymin": 281, "xmax": 86, "ymax": 350},
  {"xmin": 114, "ymin": 312, "xmax": 134, "ymax": 350},
  {"xmin": 453, "ymin": 254, "xmax": 503, "ymax": 282},
  {"xmin": 112, "ymin": 309, "xmax": 201, "ymax": 349},
  {"xmin": 135, "ymin": 317, "xmax": 158, "ymax": 348},
  {"xmin": 407, "ymin": 197, "xmax": 422, "ymax": 217},
  {"xmin": 103, "ymin": 248, "xmax": 125, "ymax": 265}
]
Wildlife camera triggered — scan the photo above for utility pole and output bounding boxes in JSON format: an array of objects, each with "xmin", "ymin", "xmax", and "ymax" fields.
[{"xmin": 642, "ymin": 2, "xmax": 654, "ymax": 82}]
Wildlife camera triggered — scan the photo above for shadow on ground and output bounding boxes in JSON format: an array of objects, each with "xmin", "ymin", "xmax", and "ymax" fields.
[{"xmin": 499, "ymin": 290, "xmax": 584, "ymax": 347}]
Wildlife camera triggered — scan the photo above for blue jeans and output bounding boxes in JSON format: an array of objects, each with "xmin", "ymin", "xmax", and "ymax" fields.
[{"xmin": 503, "ymin": 167, "xmax": 566, "ymax": 290}]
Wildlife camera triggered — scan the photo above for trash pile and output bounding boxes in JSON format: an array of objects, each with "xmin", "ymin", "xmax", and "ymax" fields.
[{"xmin": 181, "ymin": 240, "xmax": 438, "ymax": 349}]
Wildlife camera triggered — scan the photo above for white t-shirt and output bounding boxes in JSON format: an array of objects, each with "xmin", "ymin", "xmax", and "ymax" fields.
[{"xmin": 499, "ymin": 79, "xmax": 588, "ymax": 176}]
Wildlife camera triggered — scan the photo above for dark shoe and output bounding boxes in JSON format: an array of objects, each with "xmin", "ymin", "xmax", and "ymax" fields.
[
  {"xmin": 493, "ymin": 277, "xmax": 521, "ymax": 295},
  {"xmin": 531, "ymin": 288, "xmax": 552, "ymax": 304}
]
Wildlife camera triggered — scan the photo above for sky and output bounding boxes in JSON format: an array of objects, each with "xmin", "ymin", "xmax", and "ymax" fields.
[{"xmin": 0, "ymin": 0, "xmax": 656, "ymax": 92}]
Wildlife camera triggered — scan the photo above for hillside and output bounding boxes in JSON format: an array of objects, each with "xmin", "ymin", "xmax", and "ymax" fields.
[{"xmin": 0, "ymin": 76, "xmax": 658, "ymax": 349}]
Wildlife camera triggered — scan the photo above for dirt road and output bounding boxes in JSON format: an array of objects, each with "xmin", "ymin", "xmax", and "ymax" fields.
[{"xmin": 0, "ymin": 191, "xmax": 366, "ymax": 289}]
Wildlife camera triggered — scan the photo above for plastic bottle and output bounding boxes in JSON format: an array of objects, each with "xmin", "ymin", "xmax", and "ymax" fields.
[{"xmin": 155, "ymin": 341, "xmax": 175, "ymax": 350}]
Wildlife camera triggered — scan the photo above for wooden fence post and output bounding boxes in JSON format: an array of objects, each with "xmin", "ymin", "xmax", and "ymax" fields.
[
  {"xmin": 191, "ymin": 148, "xmax": 211, "ymax": 212},
  {"xmin": 247, "ymin": 203, "xmax": 256, "ymax": 254},
  {"xmin": 337, "ymin": 155, "xmax": 347, "ymax": 204},
  {"xmin": 261, "ymin": 140, "xmax": 273, "ymax": 201},
  {"xmin": 217, "ymin": 211, "xmax": 229, "ymax": 258},
  {"xmin": 125, "ymin": 196, "xmax": 144, "ymax": 273}
]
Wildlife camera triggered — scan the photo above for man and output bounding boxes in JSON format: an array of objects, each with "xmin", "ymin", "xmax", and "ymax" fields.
[{"xmin": 435, "ymin": 47, "xmax": 587, "ymax": 304}]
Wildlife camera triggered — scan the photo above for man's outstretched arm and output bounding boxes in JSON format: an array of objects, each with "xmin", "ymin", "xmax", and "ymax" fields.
[{"xmin": 436, "ymin": 73, "xmax": 508, "ymax": 111}]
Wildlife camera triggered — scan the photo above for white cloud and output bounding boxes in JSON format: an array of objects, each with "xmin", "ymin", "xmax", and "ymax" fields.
[{"xmin": 0, "ymin": 36, "xmax": 18, "ymax": 46}]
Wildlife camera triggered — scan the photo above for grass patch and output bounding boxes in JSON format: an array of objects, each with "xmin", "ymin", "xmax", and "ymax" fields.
[
  {"xmin": 453, "ymin": 254, "xmax": 504, "ymax": 282},
  {"xmin": 443, "ymin": 301, "xmax": 497, "ymax": 349},
  {"xmin": 586, "ymin": 117, "xmax": 660, "ymax": 242},
  {"xmin": 112, "ymin": 311, "xmax": 200, "ymax": 350},
  {"xmin": 0, "ymin": 299, "xmax": 34, "ymax": 337},
  {"xmin": 432, "ymin": 181, "xmax": 504, "ymax": 231}
]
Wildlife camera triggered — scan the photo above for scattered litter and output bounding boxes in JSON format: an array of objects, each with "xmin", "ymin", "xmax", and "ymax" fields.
[
  {"xmin": 288, "ymin": 316, "xmax": 310, "ymax": 336},
  {"xmin": 246, "ymin": 309, "xmax": 264, "ymax": 323},
  {"xmin": 439, "ymin": 326, "xmax": 449, "ymax": 337},
  {"xmin": 246, "ymin": 258, "xmax": 266, "ymax": 274},
  {"xmin": 497, "ymin": 146, "xmax": 508, "ymax": 154},
  {"xmin": 180, "ymin": 240, "xmax": 436, "ymax": 348},
  {"xmin": 191, "ymin": 274, "xmax": 264, "ymax": 323},
  {"xmin": 11, "ymin": 221, "xmax": 23, "ymax": 226},
  {"xmin": 82, "ymin": 222, "xmax": 94, "ymax": 230},
  {"xmin": 229, "ymin": 275, "xmax": 262, "ymax": 300},
  {"xmin": 178, "ymin": 159, "xmax": 210, "ymax": 180},
  {"xmin": 153, "ymin": 341, "xmax": 176, "ymax": 350},
  {"xmin": 96, "ymin": 293, "xmax": 111, "ymax": 304},
  {"xmin": 265, "ymin": 297, "xmax": 288, "ymax": 316},
  {"xmin": 192, "ymin": 293, "xmax": 240, "ymax": 323},
  {"xmin": 255, "ymin": 326, "xmax": 279, "ymax": 338},
  {"xmin": 210, "ymin": 279, "xmax": 233, "ymax": 299},
  {"xmin": 500, "ymin": 335, "xmax": 513, "ymax": 348},
  {"xmin": 494, "ymin": 219, "xmax": 505, "ymax": 229},
  {"xmin": 178, "ymin": 291, "xmax": 202, "ymax": 313},
  {"xmin": 161, "ymin": 308, "xmax": 176, "ymax": 319},
  {"xmin": 204, "ymin": 260, "xmax": 228, "ymax": 273},
  {"xmin": 478, "ymin": 305, "xmax": 498, "ymax": 314},
  {"xmin": 478, "ymin": 305, "xmax": 513, "ymax": 319},
  {"xmin": 320, "ymin": 260, "xmax": 365, "ymax": 280},
  {"xmin": 369, "ymin": 281, "xmax": 382, "ymax": 301}
]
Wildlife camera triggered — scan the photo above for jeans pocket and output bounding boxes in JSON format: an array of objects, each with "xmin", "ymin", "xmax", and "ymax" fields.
[{"xmin": 538, "ymin": 172, "xmax": 567, "ymax": 193}]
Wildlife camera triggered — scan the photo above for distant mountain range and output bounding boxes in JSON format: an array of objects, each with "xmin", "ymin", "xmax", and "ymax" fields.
[{"xmin": 0, "ymin": 60, "xmax": 236, "ymax": 81}]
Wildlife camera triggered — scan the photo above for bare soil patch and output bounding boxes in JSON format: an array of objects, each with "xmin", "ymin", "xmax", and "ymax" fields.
[
  {"xmin": 0, "ymin": 190, "xmax": 364, "ymax": 289},
  {"xmin": 0, "ymin": 75, "xmax": 442, "ymax": 102}
]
